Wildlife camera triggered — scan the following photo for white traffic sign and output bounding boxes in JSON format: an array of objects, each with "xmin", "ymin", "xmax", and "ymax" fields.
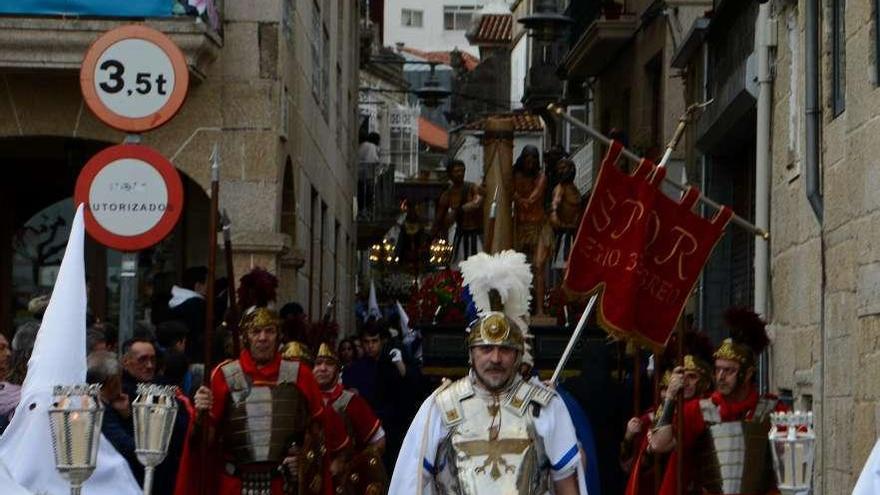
[
  {"xmin": 80, "ymin": 25, "xmax": 189, "ymax": 133},
  {"xmin": 74, "ymin": 144, "xmax": 184, "ymax": 252}
]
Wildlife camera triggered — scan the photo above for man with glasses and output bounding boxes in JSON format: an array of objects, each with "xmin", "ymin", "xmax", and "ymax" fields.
[
  {"xmin": 121, "ymin": 337, "xmax": 157, "ymax": 398},
  {"xmin": 649, "ymin": 309, "xmax": 787, "ymax": 495}
]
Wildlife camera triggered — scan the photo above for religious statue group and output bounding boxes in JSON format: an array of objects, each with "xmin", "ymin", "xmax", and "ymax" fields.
[{"xmin": 433, "ymin": 146, "xmax": 584, "ymax": 317}]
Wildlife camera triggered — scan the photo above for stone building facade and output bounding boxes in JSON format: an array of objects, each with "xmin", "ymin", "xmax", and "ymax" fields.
[
  {"xmin": 671, "ymin": 0, "xmax": 880, "ymax": 491},
  {"xmin": 0, "ymin": 2, "xmax": 360, "ymax": 332},
  {"xmin": 767, "ymin": 0, "xmax": 880, "ymax": 491}
]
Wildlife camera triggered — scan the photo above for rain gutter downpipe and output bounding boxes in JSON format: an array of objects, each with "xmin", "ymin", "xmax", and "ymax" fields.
[
  {"xmin": 754, "ymin": 2, "xmax": 773, "ymax": 394},
  {"xmin": 805, "ymin": 1, "xmax": 826, "ymax": 494}
]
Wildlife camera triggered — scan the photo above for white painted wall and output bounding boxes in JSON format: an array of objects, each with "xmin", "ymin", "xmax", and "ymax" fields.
[
  {"xmin": 453, "ymin": 133, "xmax": 544, "ymax": 185},
  {"xmin": 383, "ymin": 0, "xmax": 514, "ymax": 56},
  {"xmin": 510, "ymin": 34, "xmax": 527, "ymax": 108}
]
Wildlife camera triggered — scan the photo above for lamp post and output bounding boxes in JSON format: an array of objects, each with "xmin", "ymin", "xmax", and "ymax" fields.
[
  {"xmin": 132, "ymin": 384, "xmax": 179, "ymax": 495},
  {"xmin": 769, "ymin": 411, "xmax": 816, "ymax": 495},
  {"xmin": 48, "ymin": 384, "xmax": 105, "ymax": 495},
  {"xmin": 518, "ymin": 0, "xmax": 574, "ymax": 43},
  {"xmin": 415, "ymin": 62, "xmax": 452, "ymax": 109},
  {"xmin": 518, "ymin": 0, "xmax": 574, "ymax": 147}
]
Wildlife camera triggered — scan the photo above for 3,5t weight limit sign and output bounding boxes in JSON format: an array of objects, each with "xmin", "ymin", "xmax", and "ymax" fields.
[
  {"xmin": 81, "ymin": 25, "xmax": 189, "ymax": 133},
  {"xmin": 98, "ymin": 57, "xmax": 170, "ymax": 97}
]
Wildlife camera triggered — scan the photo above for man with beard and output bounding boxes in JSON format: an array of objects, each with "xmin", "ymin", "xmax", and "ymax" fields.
[
  {"xmin": 649, "ymin": 309, "xmax": 786, "ymax": 495},
  {"xmin": 434, "ymin": 159, "xmax": 484, "ymax": 265},
  {"xmin": 192, "ymin": 307, "xmax": 349, "ymax": 495},
  {"xmin": 313, "ymin": 343, "xmax": 388, "ymax": 494},
  {"xmin": 389, "ymin": 251, "xmax": 587, "ymax": 495},
  {"xmin": 512, "ymin": 146, "xmax": 553, "ymax": 316},
  {"xmin": 549, "ymin": 158, "xmax": 583, "ymax": 270},
  {"xmin": 621, "ymin": 331, "xmax": 714, "ymax": 495}
]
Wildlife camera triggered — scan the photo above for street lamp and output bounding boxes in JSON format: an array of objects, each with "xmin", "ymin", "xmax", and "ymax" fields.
[
  {"xmin": 415, "ymin": 63, "xmax": 452, "ymax": 108},
  {"xmin": 48, "ymin": 384, "xmax": 104, "ymax": 495},
  {"xmin": 367, "ymin": 57, "xmax": 453, "ymax": 108},
  {"xmin": 518, "ymin": 0, "xmax": 574, "ymax": 43},
  {"xmin": 769, "ymin": 411, "xmax": 816, "ymax": 495}
]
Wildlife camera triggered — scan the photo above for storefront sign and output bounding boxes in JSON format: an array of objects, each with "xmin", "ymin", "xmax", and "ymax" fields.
[
  {"xmin": 80, "ymin": 25, "xmax": 189, "ymax": 132},
  {"xmin": 565, "ymin": 143, "xmax": 734, "ymax": 349},
  {"xmin": 74, "ymin": 144, "xmax": 183, "ymax": 251}
]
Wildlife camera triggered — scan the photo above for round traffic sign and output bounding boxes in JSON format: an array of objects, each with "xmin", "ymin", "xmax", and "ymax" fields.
[
  {"xmin": 80, "ymin": 25, "xmax": 189, "ymax": 133},
  {"xmin": 74, "ymin": 144, "xmax": 184, "ymax": 252}
]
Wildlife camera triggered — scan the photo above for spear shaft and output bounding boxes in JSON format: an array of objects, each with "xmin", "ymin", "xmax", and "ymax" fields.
[{"xmin": 199, "ymin": 144, "xmax": 220, "ymax": 495}]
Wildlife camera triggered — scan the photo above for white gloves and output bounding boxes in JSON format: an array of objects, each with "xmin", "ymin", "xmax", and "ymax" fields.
[{"xmin": 389, "ymin": 348, "xmax": 403, "ymax": 363}]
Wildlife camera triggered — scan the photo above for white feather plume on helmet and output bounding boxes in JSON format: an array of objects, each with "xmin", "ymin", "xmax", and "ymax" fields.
[
  {"xmin": 459, "ymin": 250, "xmax": 533, "ymax": 349},
  {"xmin": 459, "ymin": 250, "xmax": 532, "ymax": 318}
]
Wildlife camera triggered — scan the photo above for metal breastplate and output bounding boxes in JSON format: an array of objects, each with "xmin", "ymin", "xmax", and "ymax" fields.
[
  {"xmin": 332, "ymin": 389, "xmax": 357, "ymax": 441},
  {"xmin": 432, "ymin": 377, "xmax": 555, "ymax": 495},
  {"xmin": 221, "ymin": 359, "xmax": 311, "ymax": 465},
  {"xmin": 696, "ymin": 397, "xmax": 777, "ymax": 494}
]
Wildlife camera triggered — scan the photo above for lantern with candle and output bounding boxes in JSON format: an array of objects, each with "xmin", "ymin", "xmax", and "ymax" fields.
[
  {"xmin": 769, "ymin": 411, "xmax": 816, "ymax": 495},
  {"xmin": 48, "ymin": 384, "xmax": 105, "ymax": 495},
  {"xmin": 132, "ymin": 384, "xmax": 179, "ymax": 495}
]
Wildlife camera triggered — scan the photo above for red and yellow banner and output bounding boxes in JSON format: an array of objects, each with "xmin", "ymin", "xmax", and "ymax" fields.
[{"xmin": 564, "ymin": 142, "xmax": 733, "ymax": 349}]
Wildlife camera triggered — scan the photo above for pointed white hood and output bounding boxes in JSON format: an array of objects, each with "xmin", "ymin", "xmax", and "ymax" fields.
[
  {"xmin": 168, "ymin": 284, "xmax": 203, "ymax": 309},
  {"xmin": 367, "ymin": 279, "xmax": 382, "ymax": 320},
  {"xmin": 0, "ymin": 204, "xmax": 140, "ymax": 495}
]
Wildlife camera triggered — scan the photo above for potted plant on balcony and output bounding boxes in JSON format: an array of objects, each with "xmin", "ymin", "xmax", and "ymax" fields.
[{"xmin": 602, "ymin": 1, "xmax": 624, "ymax": 20}]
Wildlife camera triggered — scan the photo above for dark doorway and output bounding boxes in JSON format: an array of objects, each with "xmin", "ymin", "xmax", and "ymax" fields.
[{"xmin": 0, "ymin": 136, "xmax": 210, "ymax": 334}]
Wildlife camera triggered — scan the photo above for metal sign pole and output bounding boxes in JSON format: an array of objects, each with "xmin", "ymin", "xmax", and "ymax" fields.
[{"xmin": 118, "ymin": 251, "xmax": 138, "ymax": 356}]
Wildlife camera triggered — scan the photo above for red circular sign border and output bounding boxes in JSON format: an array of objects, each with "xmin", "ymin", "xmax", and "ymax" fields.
[
  {"xmin": 80, "ymin": 25, "xmax": 190, "ymax": 133},
  {"xmin": 74, "ymin": 144, "xmax": 184, "ymax": 252}
]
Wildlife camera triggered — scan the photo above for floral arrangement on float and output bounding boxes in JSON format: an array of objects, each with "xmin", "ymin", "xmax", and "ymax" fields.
[{"xmin": 406, "ymin": 269, "xmax": 467, "ymax": 326}]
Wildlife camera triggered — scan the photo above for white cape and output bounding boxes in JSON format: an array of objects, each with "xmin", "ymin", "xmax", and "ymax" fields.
[
  {"xmin": 0, "ymin": 204, "xmax": 140, "ymax": 495},
  {"xmin": 854, "ymin": 438, "xmax": 880, "ymax": 495}
]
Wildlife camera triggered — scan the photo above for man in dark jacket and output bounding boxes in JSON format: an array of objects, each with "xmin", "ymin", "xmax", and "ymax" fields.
[
  {"xmin": 168, "ymin": 266, "xmax": 207, "ymax": 362},
  {"xmin": 87, "ymin": 350, "xmax": 143, "ymax": 484}
]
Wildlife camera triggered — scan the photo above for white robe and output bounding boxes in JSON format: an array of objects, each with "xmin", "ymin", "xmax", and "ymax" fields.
[
  {"xmin": 389, "ymin": 378, "xmax": 589, "ymax": 495},
  {"xmin": 0, "ymin": 205, "xmax": 140, "ymax": 495},
  {"xmin": 854, "ymin": 438, "xmax": 880, "ymax": 495}
]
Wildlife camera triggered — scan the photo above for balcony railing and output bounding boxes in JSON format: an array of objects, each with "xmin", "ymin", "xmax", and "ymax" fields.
[
  {"xmin": 357, "ymin": 162, "xmax": 398, "ymax": 223},
  {"xmin": 0, "ymin": 1, "xmax": 222, "ymax": 79},
  {"xmin": 0, "ymin": 0, "xmax": 221, "ymax": 31}
]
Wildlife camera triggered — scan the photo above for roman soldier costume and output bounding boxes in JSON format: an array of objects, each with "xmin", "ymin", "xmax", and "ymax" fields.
[
  {"xmin": 316, "ymin": 343, "xmax": 388, "ymax": 495},
  {"xmin": 623, "ymin": 330, "xmax": 714, "ymax": 495},
  {"xmin": 210, "ymin": 307, "xmax": 350, "ymax": 495},
  {"xmin": 388, "ymin": 251, "xmax": 588, "ymax": 495},
  {"xmin": 658, "ymin": 308, "xmax": 787, "ymax": 495}
]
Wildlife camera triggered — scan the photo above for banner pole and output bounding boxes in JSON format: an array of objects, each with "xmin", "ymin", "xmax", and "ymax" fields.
[
  {"xmin": 550, "ymin": 294, "xmax": 597, "ymax": 385},
  {"xmin": 676, "ymin": 317, "xmax": 685, "ymax": 495},
  {"xmin": 632, "ymin": 343, "xmax": 641, "ymax": 416},
  {"xmin": 547, "ymin": 103, "xmax": 768, "ymax": 240}
]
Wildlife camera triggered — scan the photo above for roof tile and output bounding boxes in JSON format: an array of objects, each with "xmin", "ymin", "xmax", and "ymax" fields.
[{"xmin": 471, "ymin": 14, "xmax": 513, "ymax": 44}]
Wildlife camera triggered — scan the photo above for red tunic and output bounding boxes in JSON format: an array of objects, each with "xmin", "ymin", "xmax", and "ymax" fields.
[
  {"xmin": 178, "ymin": 350, "xmax": 350, "ymax": 495},
  {"xmin": 658, "ymin": 387, "xmax": 787, "ymax": 495},
  {"xmin": 623, "ymin": 409, "xmax": 661, "ymax": 495},
  {"xmin": 322, "ymin": 383, "xmax": 382, "ymax": 450}
]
